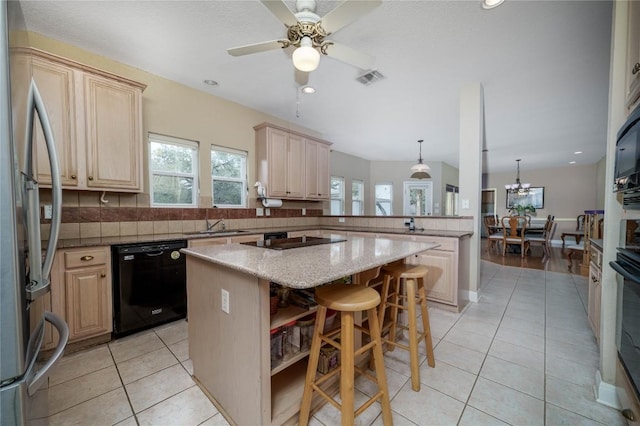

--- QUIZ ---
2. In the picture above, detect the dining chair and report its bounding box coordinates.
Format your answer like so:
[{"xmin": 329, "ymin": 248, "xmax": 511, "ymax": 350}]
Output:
[
  {"xmin": 502, "ymin": 215, "xmax": 530, "ymax": 258},
  {"xmin": 527, "ymin": 219, "xmax": 556, "ymax": 257},
  {"xmin": 485, "ymin": 216, "xmax": 502, "ymax": 251}
]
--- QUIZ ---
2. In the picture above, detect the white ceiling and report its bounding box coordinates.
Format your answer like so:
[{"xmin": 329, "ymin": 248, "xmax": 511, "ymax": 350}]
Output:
[{"xmin": 14, "ymin": 0, "xmax": 612, "ymax": 174}]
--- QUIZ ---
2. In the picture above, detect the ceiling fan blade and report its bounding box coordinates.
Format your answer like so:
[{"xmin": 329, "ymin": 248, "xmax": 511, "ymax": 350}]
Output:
[
  {"xmin": 321, "ymin": 0, "xmax": 382, "ymax": 34},
  {"xmin": 325, "ymin": 42, "xmax": 375, "ymax": 70},
  {"xmin": 295, "ymin": 69, "xmax": 309, "ymax": 86},
  {"xmin": 260, "ymin": 0, "xmax": 299, "ymax": 27},
  {"xmin": 227, "ymin": 40, "xmax": 286, "ymax": 56}
]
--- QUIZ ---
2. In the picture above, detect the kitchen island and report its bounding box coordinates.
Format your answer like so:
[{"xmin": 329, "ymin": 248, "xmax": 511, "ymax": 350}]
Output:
[{"xmin": 181, "ymin": 234, "xmax": 439, "ymax": 426}]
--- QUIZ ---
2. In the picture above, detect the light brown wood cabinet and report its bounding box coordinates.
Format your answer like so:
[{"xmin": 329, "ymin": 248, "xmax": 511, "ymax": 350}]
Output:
[
  {"xmin": 305, "ymin": 139, "xmax": 330, "ymax": 200},
  {"xmin": 588, "ymin": 242, "xmax": 603, "ymax": 341},
  {"xmin": 255, "ymin": 123, "xmax": 331, "ymax": 201},
  {"xmin": 627, "ymin": 1, "xmax": 640, "ymax": 113},
  {"xmin": 49, "ymin": 246, "xmax": 113, "ymax": 347},
  {"xmin": 11, "ymin": 48, "xmax": 145, "ymax": 192}
]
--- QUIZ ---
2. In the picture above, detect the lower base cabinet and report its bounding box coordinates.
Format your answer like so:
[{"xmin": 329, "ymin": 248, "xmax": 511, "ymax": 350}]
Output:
[{"xmin": 46, "ymin": 246, "xmax": 112, "ymax": 349}]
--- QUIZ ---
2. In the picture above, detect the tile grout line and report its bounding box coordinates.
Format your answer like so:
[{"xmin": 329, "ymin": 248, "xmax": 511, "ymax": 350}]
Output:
[
  {"xmin": 454, "ymin": 267, "xmax": 522, "ymax": 425},
  {"xmin": 106, "ymin": 342, "xmax": 141, "ymax": 426}
]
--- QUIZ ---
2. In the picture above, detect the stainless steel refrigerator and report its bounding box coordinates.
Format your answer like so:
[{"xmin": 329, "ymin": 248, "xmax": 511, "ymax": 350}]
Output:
[{"xmin": 1, "ymin": 0, "xmax": 69, "ymax": 424}]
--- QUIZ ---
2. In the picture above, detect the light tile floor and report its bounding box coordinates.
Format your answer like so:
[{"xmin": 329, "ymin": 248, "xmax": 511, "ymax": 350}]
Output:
[{"xmin": 46, "ymin": 261, "xmax": 626, "ymax": 425}]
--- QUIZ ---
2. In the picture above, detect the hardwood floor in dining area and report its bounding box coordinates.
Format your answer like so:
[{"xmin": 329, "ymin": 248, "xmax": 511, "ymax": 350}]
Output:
[{"xmin": 480, "ymin": 238, "xmax": 585, "ymax": 275}]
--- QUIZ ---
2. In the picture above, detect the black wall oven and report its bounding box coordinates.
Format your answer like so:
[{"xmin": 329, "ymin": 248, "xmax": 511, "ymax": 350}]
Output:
[
  {"xmin": 610, "ymin": 220, "xmax": 640, "ymax": 400},
  {"xmin": 111, "ymin": 240, "xmax": 187, "ymax": 338}
]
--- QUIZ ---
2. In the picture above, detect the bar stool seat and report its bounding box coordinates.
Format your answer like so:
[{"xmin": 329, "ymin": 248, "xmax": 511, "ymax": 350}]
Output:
[
  {"xmin": 378, "ymin": 263, "xmax": 435, "ymax": 391},
  {"xmin": 299, "ymin": 284, "xmax": 393, "ymax": 426}
]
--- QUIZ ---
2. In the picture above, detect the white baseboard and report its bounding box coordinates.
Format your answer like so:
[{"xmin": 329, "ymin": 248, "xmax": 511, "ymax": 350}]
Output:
[
  {"xmin": 461, "ymin": 290, "xmax": 479, "ymax": 303},
  {"xmin": 594, "ymin": 370, "xmax": 621, "ymax": 409}
]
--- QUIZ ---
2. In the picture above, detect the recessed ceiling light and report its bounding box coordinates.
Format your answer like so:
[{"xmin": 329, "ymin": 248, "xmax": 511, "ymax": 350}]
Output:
[
  {"xmin": 481, "ymin": 0, "xmax": 505, "ymax": 10},
  {"xmin": 569, "ymin": 161, "xmax": 577, "ymax": 164},
  {"xmin": 203, "ymin": 80, "xmax": 218, "ymax": 86},
  {"xmin": 574, "ymin": 151, "xmax": 582, "ymax": 155},
  {"xmin": 301, "ymin": 86, "xmax": 316, "ymax": 94}
]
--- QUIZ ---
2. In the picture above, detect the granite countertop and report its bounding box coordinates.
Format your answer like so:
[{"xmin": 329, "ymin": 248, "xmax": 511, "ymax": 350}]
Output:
[
  {"xmin": 181, "ymin": 236, "xmax": 440, "ymax": 289},
  {"xmin": 52, "ymin": 226, "xmax": 472, "ymax": 249}
]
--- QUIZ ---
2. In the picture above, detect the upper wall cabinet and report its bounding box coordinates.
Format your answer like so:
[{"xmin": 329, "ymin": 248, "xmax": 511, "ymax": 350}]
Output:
[
  {"xmin": 627, "ymin": 2, "xmax": 640, "ymax": 113},
  {"xmin": 305, "ymin": 139, "xmax": 330, "ymax": 200},
  {"xmin": 11, "ymin": 48, "xmax": 146, "ymax": 192},
  {"xmin": 254, "ymin": 123, "xmax": 331, "ymax": 201}
]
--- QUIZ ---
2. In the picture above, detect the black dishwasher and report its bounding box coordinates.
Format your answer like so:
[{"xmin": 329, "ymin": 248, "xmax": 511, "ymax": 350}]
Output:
[{"xmin": 111, "ymin": 240, "xmax": 187, "ymax": 338}]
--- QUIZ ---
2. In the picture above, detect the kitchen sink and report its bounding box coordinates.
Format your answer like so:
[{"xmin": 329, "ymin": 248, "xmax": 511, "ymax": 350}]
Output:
[{"xmin": 188, "ymin": 230, "xmax": 251, "ymax": 236}]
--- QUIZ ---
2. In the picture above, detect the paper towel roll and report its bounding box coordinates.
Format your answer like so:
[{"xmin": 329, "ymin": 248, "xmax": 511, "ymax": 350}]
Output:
[{"xmin": 261, "ymin": 198, "xmax": 283, "ymax": 208}]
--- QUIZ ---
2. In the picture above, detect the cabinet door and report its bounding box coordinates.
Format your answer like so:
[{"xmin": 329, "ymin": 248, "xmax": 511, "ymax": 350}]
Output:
[
  {"xmin": 316, "ymin": 142, "xmax": 330, "ymax": 199},
  {"xmin": 305, "ymin": 140, "xmax": 330, "ymax": 200},
  {"xmin": 266, "ymin": 127, "xmax": 289, "ymax": 197},
  {"xmin": 31, "ymin": 57, "xmax": 79, "ymax": 187},
  {"xmin": 65, "ymin": 265, "xmax": 112, "ymax": 341},
  {"xmin": 588, "ymin": 264, "xmax": 601, "ymax": 340},
  {"xmin": 84, "ymin": 74, "xmax": 142, "ymax": 191},
  {"xmin": 408, "ymin": 249, "xmax": 456, "ymax": 305},
  {"xmin": 286, "ymin": 133, "xmax": 305, "ymax": 198},
  {"xmin": 305, "ymin": 140, "xmax": 319, "ymax": 199},
  {"xmin": 628, "ymin": 1, "xmax": 640, "ymax": 111}
]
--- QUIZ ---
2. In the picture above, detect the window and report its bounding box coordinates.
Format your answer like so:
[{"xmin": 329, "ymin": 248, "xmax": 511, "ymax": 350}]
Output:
[
  {"xmin": 352, "ymin": 180, "xmax": 364, "ymax": 216},
  {"xmin": 149, "ymin": 134, "xmax": 198, "ymax": 207},
  {"xmin": 330, "ymin": 176, "xmax": 345, "ymax": 215},
  {"xmin": 211, "ymin": 146, "xmax": 247, "ymax": 208},
  {"xmin": 375, "ymin": 183, "xmax": 393, "ymax": 216}
]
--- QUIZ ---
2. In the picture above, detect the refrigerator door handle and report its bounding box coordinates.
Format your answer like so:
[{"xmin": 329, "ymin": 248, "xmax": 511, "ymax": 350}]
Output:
[
  {"xmin": 27, "ymin": 311, "xmax": 69, "ymax": 396},
  {"xmin": 24, "ymin": 79, "xmax": 62, "ymax": 301}
]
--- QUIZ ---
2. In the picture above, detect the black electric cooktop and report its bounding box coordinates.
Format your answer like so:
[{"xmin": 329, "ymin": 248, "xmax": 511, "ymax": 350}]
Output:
[{"xmin": 240, "ymin": 236, "xmax": 346, "ymax": 250}]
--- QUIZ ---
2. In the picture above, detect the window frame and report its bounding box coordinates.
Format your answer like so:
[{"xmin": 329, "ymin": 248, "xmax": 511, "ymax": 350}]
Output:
[
  {"xmin": 330, "ymin": 176, "xmax": 345, "ymax": 215},
  {"xmin": 211, "ymin": 145, "xmax": 248, "ymax": 208},
  {"xmin": 375, "ymin": 183, "xmax": 393, "ymax": 216},
  {"xmin": 149, "ymin": 133, "xmax": 199, "ymax": 208},
  {"xmin": 352, "ymin": 179, "xmax": 364, "ymax": 216}
]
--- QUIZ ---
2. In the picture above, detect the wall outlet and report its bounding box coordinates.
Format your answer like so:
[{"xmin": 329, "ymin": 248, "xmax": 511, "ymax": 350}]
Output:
[
  {"xmin": 462, "ymin": 199, "xmax": 470, "ymax": 209},
  {"xmin": 43, "ymin": 205, "xmax": 53, "ymax": 220},
  {"xmin": 338, "ymin": 217, "xmax": 345, "ymax": 223},
  {"xmin": 256, "ymin": 207, "xmax": 264, "ymax": 217},
  {"xmin": 265, "ymin": 208, "xmax": 271, "ymax": 216},
  {"xmin": 302, "ymin": 208, "xmax": 306, "ymax": 216},
  {"xmin": 221, "ymin": 289, "xmax": 230, "ymax": 314}
]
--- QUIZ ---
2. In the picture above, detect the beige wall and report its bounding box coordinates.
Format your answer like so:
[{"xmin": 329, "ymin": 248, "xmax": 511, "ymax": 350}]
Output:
[
  {"xmin": 486, "ymin": 163, "xmax": 601, "ymax": 237},
  {"xmin": 367, "ymin": 160, "xmax": 456, "ymax": 216},
  {"xmin": 330, "ymin": 151, "xmax": 371, "ymax": 215},
  {"xmin": 15, "ymin": 31, "xmax": 325, "ymax": 210}
]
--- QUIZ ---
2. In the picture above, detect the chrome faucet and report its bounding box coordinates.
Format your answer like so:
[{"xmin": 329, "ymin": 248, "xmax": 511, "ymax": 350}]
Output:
[{"xmin": 206, "ymin": 219, "xmax": 226, "ymax": 231}]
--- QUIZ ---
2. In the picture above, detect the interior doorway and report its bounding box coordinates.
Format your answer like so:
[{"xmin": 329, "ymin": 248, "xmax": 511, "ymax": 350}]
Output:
[
  {"xmin": 403, "ymin": 181, "xmax": 433, "ymax": 216},
  {"xmin": 481, "ymin": 188, "xmax": 497, "ymax": 237}
]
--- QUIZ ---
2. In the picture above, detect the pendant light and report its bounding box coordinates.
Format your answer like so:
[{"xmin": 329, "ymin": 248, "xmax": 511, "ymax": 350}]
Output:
[
  {"xmin": 410, "ymin": 140, "xmax": 431, "ymax": 179},
  {"xmin": 505, "ymin": 159, "xmax": 530, "ymax": 195}
]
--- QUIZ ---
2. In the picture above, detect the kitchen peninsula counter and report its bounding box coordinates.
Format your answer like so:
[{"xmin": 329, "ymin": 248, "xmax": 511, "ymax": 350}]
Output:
[{"xmin": 181, "ymin": 235, "xmax": 439, "ymax": 425}]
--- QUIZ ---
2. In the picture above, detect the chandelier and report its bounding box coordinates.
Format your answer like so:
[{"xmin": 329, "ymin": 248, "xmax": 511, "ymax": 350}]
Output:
[
  {"xmin": 410, "ymin": 140, "xmax": 431, "ymax": 179},
  {"xmin": 505, "ymin": 159, "xmax": 530, "ymax": 195}
]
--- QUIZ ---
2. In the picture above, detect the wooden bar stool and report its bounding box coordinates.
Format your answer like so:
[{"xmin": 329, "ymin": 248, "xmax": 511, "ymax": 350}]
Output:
[
  {"xmin": 378, "ymin": 263, "xmax": 435, "ymax": 391},
  {"xmin": 299, "ymin": 284, "xmax": 393, "ymax": 426}
]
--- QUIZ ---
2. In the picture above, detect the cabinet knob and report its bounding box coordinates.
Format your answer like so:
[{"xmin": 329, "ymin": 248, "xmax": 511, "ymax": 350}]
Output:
[
  {"xmin": 622, "ymin": 408, "xmax": 636, "ymax": 421},
  {"xmin": 633, "ymin": 63, "xmax": 640, "ymax": 75},
  {"xmin": 80, "ymin": 255, "xmax": 94, "ymax": 261},
  {"xmin": 100, "ymin": 273, "xmax": 107, "ymax": 278},
  {"xmin": 71, "ymin": 174, "xmax": 77, "ymax": 179},
  {"xmin": 88, "ymin": 176, "xmax": 94, "ymax": 181}
]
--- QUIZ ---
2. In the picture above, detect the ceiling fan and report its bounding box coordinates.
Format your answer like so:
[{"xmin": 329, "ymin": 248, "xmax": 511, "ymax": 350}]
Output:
[{"xmin": 227, "ymin": 0, "xmax": 381, "ymax": 85}]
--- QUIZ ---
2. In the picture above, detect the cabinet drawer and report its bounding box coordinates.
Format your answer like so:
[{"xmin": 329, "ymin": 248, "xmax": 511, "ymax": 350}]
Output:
[
  {"xmin": 64, "ymin": 248, "xmax": 108, "ymax": 268},
  {"xmin": 411, "ymin": 235, "xmax": 457, "ymax": 251}
]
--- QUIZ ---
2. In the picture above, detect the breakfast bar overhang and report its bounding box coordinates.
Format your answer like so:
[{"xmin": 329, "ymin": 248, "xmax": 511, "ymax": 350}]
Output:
[{"xmin": 181, "ymin": 234, "xmax": 440, "ymax": 425}]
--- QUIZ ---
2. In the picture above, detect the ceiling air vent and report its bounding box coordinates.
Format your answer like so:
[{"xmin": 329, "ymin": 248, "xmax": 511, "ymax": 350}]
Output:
[{"xmin": 356, "ymin": 70, "xmax": 385, "ymax": 86}]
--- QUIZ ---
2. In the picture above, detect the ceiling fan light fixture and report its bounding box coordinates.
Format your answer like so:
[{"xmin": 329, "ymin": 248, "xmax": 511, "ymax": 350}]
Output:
[
  {"xmin": 292, "ymin": 37, "xmax": 320, "ymax": 72},
  {"xmin": 481, "ymin": 0, "xmax": 505, "ymax": 9}
]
